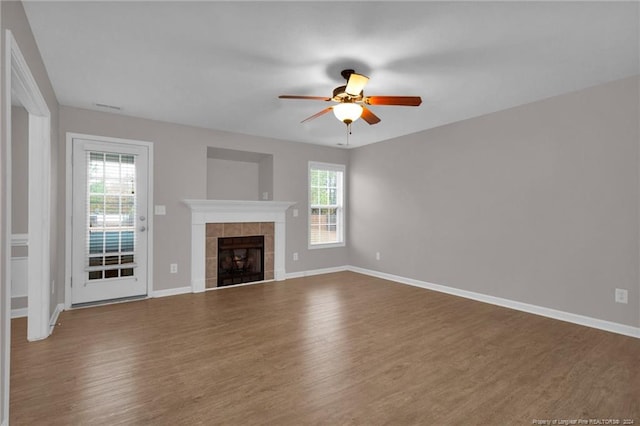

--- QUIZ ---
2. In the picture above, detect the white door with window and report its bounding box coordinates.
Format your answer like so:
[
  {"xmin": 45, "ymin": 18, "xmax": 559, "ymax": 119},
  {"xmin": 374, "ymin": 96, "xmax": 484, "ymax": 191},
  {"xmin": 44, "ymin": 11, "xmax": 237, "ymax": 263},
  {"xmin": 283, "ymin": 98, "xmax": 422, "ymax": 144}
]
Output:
[{"xmin": 71, "ymin": 137, "xmax": 150, "ymax": 305}]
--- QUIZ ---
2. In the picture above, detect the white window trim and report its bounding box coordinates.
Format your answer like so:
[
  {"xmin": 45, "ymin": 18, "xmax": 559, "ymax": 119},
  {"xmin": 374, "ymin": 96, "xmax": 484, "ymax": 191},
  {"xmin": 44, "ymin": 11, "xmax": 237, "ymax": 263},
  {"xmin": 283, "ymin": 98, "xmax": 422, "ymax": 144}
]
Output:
[{"xmin": 308, "ymin": 161, "xmax": 346, "ymax": 250}]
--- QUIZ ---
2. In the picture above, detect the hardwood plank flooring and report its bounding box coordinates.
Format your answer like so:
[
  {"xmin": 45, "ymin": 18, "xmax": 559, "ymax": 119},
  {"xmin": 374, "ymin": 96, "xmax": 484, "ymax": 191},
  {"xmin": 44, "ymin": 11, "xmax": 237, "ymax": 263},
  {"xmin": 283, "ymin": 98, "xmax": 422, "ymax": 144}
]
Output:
[{"xmin": 10, "ymin": 272, "xmax": 640, "ymax": 425}]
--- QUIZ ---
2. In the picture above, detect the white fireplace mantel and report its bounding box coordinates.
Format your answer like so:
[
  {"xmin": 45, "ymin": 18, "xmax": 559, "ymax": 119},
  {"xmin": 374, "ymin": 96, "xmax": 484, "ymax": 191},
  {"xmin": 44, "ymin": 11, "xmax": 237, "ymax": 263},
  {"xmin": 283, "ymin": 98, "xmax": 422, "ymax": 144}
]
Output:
[{"xmin": 184, "ymin": 199, "xmax": 296, "ymax": 292}]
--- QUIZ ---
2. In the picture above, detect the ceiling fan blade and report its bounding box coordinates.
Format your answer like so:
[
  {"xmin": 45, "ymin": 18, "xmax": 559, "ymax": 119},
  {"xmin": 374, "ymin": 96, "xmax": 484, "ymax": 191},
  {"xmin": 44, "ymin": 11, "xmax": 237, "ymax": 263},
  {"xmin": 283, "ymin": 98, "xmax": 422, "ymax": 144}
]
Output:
[
  {"xmin": 279, "ymin": 95, "xmax": 331, "ymax": 101},
  {"xmin": 361, "ymin": 106, "xmax": 381, "ymax": 125},
  {"xmin": 345, "ymin": 73, "xmax": 369, "ymax": 96},
  {"xmin": 364, "ymin": 96, "xmax": 422, "ymax": 106},
  {"xmin": 301, "ymin": 107, "xmax": 333, "ymax": 123}
]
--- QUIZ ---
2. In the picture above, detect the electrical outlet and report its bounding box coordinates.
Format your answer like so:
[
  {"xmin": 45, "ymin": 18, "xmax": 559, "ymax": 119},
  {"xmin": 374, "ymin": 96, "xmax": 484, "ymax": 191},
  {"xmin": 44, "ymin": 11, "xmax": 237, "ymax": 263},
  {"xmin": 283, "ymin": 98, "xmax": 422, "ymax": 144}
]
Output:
[
  {"xmin": 293, "ymin": 252, "xmax": 299, "ymax": 261},
  {"xmin": 293, "ymin": 209, "xmax": 299, "ymax": 217},
  {"xmin": 262, "ymin": 192, "xmax": 269, "ymax": 200},
  {"xmin": 376, "ymin": 252, "xmax": 381, "ymax": 261},
  {"xmin": 615, "ymin": 288, "xmax": 628, "ymax": 304},
  {"xmin": 170, "ymin": 263, "xmax": 178, "ymax": 274}
]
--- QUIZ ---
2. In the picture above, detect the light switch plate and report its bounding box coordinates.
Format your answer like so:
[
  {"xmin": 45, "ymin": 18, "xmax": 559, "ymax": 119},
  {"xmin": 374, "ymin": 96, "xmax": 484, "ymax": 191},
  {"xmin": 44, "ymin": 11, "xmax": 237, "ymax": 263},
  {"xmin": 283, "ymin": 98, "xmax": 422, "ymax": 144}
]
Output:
[{"xmin": 155, "ymin": 205, "xmax": 166, "ymax": 215}]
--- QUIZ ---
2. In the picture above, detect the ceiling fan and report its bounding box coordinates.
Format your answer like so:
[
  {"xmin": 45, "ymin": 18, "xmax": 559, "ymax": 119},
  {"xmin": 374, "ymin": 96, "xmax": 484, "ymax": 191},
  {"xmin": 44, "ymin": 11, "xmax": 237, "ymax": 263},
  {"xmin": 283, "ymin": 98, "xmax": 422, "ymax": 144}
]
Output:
[{"xmin": 278, "ymin": 69, "xmax": 422, "ymax": 127}]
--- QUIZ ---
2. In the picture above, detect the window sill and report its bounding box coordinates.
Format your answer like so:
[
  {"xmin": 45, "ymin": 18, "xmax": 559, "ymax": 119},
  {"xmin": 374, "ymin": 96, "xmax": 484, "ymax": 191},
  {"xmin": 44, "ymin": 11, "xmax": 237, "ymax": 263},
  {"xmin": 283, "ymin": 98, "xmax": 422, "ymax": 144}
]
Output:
[{"xmin": 308, "ymin": 241, "xmax": 346, "ymax": 250}]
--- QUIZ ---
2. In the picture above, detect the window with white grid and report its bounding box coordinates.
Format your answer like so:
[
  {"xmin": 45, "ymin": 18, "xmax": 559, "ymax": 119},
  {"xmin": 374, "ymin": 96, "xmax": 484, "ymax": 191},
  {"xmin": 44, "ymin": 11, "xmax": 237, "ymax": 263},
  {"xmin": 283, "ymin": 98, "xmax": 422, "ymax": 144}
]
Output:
[
  {"xmin": 86, "ymin": 151, "xmax": 137, "ymax": 280},
  {"xmin": 309, "ymin": 162, "xmax": 345, "ymax": 248}
]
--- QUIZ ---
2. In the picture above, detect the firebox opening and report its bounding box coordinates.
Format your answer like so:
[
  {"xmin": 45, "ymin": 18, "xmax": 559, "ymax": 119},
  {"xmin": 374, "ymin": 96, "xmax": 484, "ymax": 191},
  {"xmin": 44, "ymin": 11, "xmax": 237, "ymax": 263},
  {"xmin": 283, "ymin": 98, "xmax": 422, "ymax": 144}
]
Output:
[{"xmin": 217, "ymin": 235, "xmax": 265, "ymax": 287}]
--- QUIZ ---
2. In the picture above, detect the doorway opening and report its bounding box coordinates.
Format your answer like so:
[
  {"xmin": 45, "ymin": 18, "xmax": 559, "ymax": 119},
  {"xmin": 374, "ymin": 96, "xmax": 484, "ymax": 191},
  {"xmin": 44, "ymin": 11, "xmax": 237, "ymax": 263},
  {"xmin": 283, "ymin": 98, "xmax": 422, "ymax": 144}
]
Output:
[
  {"xmin": 4, "ymin": 30, "xmax": 53, "ymax": 342},
  {"xmin": 3, "ymin": 29, "xmax": 53, "ymax": 424}
]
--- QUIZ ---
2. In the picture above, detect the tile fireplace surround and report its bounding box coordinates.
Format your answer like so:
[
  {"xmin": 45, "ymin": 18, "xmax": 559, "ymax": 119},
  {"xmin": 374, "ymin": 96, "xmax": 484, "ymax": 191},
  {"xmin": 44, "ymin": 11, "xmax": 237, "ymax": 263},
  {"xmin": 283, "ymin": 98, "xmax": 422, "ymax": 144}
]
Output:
[
  {"xmin": 184, "ymin": 200, "xmax": 296, "ymax": 292},
  {"xmin": 207, "ymin": 222, "xmax": 273, "ymax": 288}
]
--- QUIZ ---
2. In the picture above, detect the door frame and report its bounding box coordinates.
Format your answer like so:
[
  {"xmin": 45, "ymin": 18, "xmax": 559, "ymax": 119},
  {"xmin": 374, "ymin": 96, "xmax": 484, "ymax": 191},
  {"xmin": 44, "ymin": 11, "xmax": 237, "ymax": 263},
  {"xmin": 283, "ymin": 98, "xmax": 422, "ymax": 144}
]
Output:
[
  {"xmin": 65, "ymin": 132, "xmax": 154, "ymax": 309},
  {"xmin": 3, "ymin": 28, "xmax": 53, "ymax": 423},
  {"xmin": 4, "ymin": 29, "xmax": 53, "ymax": 341}
]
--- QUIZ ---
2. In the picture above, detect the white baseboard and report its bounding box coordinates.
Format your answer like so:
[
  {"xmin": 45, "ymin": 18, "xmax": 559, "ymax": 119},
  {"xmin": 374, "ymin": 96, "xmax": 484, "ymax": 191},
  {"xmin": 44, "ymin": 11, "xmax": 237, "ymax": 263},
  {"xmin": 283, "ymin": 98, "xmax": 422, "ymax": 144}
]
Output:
[
  {"xmin": 49, "ymin": 303, "xmax": 64, "ymax": 334},
  {"xmin": 112, "ymin": 265, "xmax": 640, "ymax": 339},
  {"xmin": 152, "ymin": 286, "xmax": 192, "ymax": 298},
  {"xmin": 11, "ymin": 307, "xmax": 27, "ymax": 319},
  {"xmin": 285, "ymin": 265, "xmax": 348, "ymax": 280},
  {"xmin": 347, "ymin": 266, "xmax": 640, "ymax": 339}
]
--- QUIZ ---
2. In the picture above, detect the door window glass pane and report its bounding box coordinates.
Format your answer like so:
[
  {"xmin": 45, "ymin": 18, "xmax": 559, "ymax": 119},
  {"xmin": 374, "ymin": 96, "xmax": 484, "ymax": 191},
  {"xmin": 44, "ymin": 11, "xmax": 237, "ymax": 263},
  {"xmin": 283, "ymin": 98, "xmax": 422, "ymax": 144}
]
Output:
[{"xmin": 85, "ymin": 151, "xmax": 138, "ymax": 281}]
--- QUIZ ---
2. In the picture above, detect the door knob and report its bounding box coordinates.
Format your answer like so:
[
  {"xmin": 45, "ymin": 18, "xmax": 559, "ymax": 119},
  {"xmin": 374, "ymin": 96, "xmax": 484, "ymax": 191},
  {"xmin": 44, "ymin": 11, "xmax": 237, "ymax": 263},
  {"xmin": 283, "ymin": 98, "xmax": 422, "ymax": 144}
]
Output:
[
  {"xmin": 140, "ymin": 226, "xmax": 146, "ymax": 232},
  {"xmin": 140, "ymin": 216, "xmax": 146, "ymax": 221}
]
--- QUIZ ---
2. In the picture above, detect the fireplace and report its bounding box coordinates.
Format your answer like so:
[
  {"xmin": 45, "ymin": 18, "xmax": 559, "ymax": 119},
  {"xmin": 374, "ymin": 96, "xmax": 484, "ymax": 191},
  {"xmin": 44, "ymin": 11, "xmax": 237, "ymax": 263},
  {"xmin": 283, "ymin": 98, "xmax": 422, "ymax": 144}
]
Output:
[
  {"xmin": 184, "ymin": 200, "xmax": 295, "ymax": 293},
  {"xmin": 217, "ymin": 235, "xmax": 264, "ymax": 286},
  {"xmin": 205, "ymin": 222, "xmax": 274, "ymax": 288}
]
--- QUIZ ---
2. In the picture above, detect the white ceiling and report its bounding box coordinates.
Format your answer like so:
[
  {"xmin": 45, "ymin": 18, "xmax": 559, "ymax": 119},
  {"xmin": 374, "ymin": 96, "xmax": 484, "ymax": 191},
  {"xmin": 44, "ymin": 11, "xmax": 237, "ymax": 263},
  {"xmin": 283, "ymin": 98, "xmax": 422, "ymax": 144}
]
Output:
[{"xmin": 22, "ymin": 1, "xmax": 639, "ymax": 148}]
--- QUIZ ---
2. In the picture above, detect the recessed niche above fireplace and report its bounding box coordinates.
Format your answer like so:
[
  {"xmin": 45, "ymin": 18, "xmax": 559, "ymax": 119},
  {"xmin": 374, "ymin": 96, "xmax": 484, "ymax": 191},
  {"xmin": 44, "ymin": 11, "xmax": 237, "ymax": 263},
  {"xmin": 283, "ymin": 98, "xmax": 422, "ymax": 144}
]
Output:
[{"xmin": 206, "ymin": 147, "xmax": 273, "ymax": 201}]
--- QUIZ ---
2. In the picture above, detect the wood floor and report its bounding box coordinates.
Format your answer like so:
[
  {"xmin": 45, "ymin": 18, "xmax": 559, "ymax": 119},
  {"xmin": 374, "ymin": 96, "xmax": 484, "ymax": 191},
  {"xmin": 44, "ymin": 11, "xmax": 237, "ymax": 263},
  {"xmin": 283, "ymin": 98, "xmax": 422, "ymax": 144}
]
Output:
[{"xmin": 10, "ymin": 272, "xmax": 640, "ymax": 425}]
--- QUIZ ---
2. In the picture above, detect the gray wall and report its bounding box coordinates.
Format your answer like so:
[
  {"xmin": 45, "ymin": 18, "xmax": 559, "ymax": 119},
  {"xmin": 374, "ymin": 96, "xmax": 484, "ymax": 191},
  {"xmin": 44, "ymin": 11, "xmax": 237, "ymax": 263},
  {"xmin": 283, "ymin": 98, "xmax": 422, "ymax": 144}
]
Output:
[
  {"xmin": 207, "ymin": 158, "xmax": 259, "ymax": 200},
  {"xmin": 11, "ymin": 106, "xmax": 28, "ymax": 311},
  {"xmin": 1, "ymin": 0, "xmax": 60, "ymax": 422},
  {"xmin": 11, "ymin": 106, "xmax": 28, "ymax": 235},
  {"xmin": 58, "ymin": 106, "xmax": 350, "ymax": 292},
  {"xmin": 258, "ymin": 155, "xmax": 274, "ymax": 201},
  {"xmin": 0, "ymin": 4, "xmax": 4, "ymax": 423},
  {"xmin": 349, "ymin": 76, "xmax": 640, "ymax": 328}
]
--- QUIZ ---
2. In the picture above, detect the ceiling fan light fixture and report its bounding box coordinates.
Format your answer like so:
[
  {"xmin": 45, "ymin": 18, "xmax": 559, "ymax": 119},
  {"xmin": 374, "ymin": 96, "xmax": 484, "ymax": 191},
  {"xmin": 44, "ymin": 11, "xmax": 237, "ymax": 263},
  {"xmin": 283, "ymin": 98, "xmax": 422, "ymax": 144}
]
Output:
[
  {"xmin": 279, "ymin": 69, "xmax": 421, "ymax": 128},
  {"xmin": 345, "ymin": 73, "xmax": 369, "ymax": 96},
  {"xmin": 333, "ymin": 103, "xmax": 363, "ymax": 124}
]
